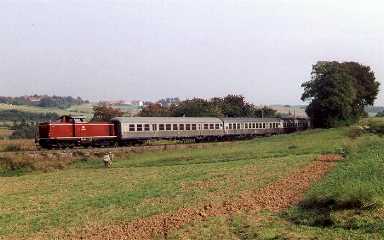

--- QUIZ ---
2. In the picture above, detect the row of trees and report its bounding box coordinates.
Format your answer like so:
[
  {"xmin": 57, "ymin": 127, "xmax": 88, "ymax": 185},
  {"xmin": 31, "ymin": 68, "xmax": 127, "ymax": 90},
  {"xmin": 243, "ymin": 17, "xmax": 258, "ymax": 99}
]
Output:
[
  {"xmin": 139, "ymin": 95, "xmax": 277, "ymax": 118},
  {"xmin": 0, "ymin": 95, "xmax": 89, "ymax": 109},
  {"xmin": 91, "ymin": 95, "xmax": 277, "ymax": 121},
  {"xmin": 0, "ymin": 110, "xmax": 59, "ymax": 123},
  {"xmin": 302, "ymin": 61, "xmax": 380, "ymax": 128}
]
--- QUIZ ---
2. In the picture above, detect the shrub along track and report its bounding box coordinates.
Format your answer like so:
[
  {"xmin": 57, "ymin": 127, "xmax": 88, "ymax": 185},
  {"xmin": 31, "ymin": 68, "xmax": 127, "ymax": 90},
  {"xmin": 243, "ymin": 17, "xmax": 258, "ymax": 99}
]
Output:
[{"xmin": 57, "ymin": 154, "xmax": 343, "ymax": 240}]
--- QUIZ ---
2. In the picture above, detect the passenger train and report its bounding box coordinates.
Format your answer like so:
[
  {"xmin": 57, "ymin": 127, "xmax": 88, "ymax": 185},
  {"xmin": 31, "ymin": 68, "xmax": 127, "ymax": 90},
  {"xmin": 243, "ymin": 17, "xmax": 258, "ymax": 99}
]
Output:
[{"xmin": 37, "ymin": 115, "xmax": 310, "ymax": 149}]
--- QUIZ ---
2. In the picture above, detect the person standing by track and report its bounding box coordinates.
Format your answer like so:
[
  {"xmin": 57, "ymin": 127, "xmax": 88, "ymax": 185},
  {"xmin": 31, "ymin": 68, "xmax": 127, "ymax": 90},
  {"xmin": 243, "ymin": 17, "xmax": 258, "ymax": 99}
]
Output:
[{"xmin": 103, "ymin": 152, "xmax": 113, "ymax": 168}]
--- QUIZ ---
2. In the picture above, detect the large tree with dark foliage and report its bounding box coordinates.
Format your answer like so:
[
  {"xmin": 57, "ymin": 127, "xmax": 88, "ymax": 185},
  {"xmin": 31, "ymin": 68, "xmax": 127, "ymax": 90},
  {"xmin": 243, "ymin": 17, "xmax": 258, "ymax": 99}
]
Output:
[
  {"xmin": 92, "ymin": 103, "xmax": 123, "ymax": 122},
  {"xmin": 301, "ymin": 61, "xmax": 380, "ymax": 128}
]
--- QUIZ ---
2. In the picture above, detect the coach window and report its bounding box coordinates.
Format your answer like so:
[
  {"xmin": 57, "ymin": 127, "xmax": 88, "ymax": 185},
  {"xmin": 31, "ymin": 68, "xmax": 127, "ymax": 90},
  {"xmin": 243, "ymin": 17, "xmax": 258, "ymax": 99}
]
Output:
[
  {"xmin": 179, "ymin": 124, "xmax": 184, "ymax": 130},
  {"xmin": 152, "ymin": 124, "xmax": 157, "ymax": 131},
  {"xmin": 215, "ymin": 123, "xmax": 220, "ymax": 129},
  {"xmin": 173, "ymin": 124, "xmax": 178, "ymax": 130},
  {"xmin": 198, "ymin": 124, "xmax": 201, "ymax": 130},
  {"xmin": 237, "ymin": 123, "xmax": 241, "ymax": 129},
  {"xmin": 144, "ymin": 124, "xmax": 150, "ymax": 131},
  {"xmin": 204, "ymin": 124, "xmax": 209, "ymax": 130},
  {"xmin": 137, "ymin": 124, "xmax": 143, "ymax": 131},
  {"xmin": 229, "ymin": 123, "xmax": 232, "ymax": 129},
  {"xmin": 192, "ymin": 124, "xmax": 197, "ymax": 130},
  {"xmin": 129, "ymin": 124, "xmax": 135, "ymax": 131},
  {"xmin": 159, "ymin": 124, "xmax": 165, "ymax": 131},
  {"xmin": 209, "ymin": 124, "xmax": 214, "ymax": 129},
  {"xmin": 166, "ymin": 124, "xmax": 171, "ymax": 131},
  {"xmin": 262, "ymin": 123, "xmax": 265, "ymax": 128},
  {"xmin": 186, "ymin": 124, "xmax": 191, "ymax": 130},
  {"xmin": 245, "ymin": 123, "xmax": 248, "ymax": 129}
]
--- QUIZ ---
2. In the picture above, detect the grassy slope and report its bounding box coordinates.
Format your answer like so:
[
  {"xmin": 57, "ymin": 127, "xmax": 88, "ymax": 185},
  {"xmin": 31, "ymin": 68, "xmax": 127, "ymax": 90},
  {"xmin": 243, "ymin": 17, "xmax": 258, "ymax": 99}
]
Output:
[
  {"xmin": 0, "ymin": 103, "xmax": 94, "ymax": 120},
  {"xmin": 170, "ymin": 122, "xmax": 384, "ymax": 240},
  {"xmin": 0, "ymin": 128, "xmax": 346, "ymax": 239}
]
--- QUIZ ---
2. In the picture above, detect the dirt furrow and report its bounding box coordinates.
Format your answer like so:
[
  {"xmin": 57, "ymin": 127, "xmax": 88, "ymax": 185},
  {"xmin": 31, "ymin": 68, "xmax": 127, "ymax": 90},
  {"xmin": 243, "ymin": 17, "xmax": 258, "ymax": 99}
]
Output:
[{"xmin": 64, "ymin": 154, "xmax": 343, "ymax": 240}]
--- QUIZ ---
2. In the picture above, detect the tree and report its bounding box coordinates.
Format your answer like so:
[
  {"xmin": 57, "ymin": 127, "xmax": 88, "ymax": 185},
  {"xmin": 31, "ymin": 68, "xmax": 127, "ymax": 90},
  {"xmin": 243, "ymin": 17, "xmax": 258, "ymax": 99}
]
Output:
[
  {"xmin": 92, "ymin": 103, "xmax": 123, "ymax": 122},
  {"xmin": 343, "ymin": 62, "xmax": 380, "ymax": 116},
  {"xmin": 138, "ymin": 103, "xmax": 172, "ymax": 117},
  {"xmin": 172, "ymin": 98, "xmax": 223, "ymax": 117},
  {"xmin": 301, "ymin": 61, "xmax": 380, "ymax": 128}
]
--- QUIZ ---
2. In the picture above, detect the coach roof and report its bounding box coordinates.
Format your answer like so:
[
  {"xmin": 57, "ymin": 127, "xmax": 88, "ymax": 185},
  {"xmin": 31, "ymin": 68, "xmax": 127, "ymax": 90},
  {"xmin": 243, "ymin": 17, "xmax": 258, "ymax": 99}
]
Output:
[
  {"xmin": 111, "ymin": 117, "xmax": 223, "ymax": 124},
  {"xmin": 220, "ymin": 118, "xmax": 281, "ymax": 123}
]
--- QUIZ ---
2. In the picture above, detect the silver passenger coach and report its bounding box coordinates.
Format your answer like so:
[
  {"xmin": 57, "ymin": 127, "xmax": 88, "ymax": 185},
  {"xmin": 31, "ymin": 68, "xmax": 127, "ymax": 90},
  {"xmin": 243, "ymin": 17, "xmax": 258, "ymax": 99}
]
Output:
[{"xmin": 112, "ymin": 117, "xmax": 224, "ymax": 142}]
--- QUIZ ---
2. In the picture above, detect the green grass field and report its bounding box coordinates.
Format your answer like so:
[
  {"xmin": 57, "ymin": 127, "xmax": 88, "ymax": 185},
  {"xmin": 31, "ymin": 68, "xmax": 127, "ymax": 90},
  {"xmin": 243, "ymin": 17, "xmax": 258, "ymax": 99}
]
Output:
[{"xmin": 0, "ymin": 123, "xmax": 383, "ymax": 239}]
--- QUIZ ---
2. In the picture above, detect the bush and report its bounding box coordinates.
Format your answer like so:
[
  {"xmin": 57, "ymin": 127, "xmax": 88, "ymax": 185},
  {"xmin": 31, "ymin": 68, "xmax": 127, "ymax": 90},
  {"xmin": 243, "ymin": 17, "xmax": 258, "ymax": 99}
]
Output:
[
  {"xmin": 10, "ymin": 124, "xmax": 36, "ymax": 139},
  {"xmin": 347, "ymin": 126, "xmax": 364, "ymax": 139},
  {"xmin": 367, "ymin": 119, "xmax": 384, "ymax": 135}
]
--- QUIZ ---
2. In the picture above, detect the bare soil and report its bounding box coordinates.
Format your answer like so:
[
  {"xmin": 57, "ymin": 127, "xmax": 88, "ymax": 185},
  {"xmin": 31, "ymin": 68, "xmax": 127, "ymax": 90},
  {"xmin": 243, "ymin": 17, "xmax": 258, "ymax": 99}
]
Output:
[{"xmin": 62, "ymin": 154, "xmax": 342, "ymax": 240}]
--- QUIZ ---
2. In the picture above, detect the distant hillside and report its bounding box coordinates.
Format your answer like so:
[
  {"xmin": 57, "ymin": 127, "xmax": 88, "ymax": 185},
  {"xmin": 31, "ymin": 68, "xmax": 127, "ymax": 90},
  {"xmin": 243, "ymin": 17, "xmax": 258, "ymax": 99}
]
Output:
[
  {"xmin": 365, "ymin": 106, "xmax": 384, "ymax": 114},
  {"xmin": 0, "ymin": 95, "xmax": 89, "ymax": 109}
]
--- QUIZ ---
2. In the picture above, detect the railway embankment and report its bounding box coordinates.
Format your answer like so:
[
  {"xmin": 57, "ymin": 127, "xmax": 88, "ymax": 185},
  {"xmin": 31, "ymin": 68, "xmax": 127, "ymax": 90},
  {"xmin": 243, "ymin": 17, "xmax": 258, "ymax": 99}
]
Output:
[{"xmin": 0, "ymin": 141, "xmax": 233, "ymax": 175}]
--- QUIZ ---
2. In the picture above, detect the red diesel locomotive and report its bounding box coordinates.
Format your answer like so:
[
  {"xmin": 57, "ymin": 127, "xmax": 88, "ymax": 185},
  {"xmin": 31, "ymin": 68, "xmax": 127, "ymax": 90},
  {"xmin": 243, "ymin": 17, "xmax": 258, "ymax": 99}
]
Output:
[{"xmin": 37, "ymin": 115, "xmax": 117, "ymax": 149}]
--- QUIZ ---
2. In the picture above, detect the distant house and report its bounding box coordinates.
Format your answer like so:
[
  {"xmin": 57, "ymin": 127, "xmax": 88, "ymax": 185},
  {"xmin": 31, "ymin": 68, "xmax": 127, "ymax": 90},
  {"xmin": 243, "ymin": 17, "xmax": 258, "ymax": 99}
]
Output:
[{"xmin": 27, "ymin": 96, "xmax": 42, "ymax": 103}]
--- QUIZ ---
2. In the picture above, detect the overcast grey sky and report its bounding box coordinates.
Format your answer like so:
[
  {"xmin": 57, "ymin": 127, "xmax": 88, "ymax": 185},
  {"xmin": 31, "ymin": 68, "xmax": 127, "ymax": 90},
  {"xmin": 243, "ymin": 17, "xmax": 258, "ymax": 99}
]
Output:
[{"xmin": 0, "ymin": 0, "xmax": 383, "ymax": 105}]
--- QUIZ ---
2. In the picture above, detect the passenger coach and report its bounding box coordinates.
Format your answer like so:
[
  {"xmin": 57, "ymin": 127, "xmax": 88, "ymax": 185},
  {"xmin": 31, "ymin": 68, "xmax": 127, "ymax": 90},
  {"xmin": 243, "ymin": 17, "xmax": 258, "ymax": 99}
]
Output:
[
  {"xmin": 111, "ymin": 117, "xmax": 224, "ymax": 144},
  {"xmin": 221, "ymin": 118, "xmax": 283, "ymax": 137}
]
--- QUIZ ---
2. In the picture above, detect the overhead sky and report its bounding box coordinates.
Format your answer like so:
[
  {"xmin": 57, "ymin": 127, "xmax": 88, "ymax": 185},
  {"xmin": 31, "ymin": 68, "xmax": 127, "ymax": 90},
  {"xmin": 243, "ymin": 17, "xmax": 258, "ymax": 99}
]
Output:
[{"xmin": 0, "ymin": 0, "xmax": 383, "ymax": 105}]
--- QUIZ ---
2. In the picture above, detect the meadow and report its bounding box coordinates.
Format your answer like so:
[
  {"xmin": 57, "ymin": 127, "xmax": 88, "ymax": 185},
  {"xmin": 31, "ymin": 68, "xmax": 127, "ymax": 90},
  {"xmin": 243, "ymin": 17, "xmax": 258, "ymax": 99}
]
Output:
[{"xmin": 0, "ymin": 122, "xmax": 383, "ymax": 239}]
